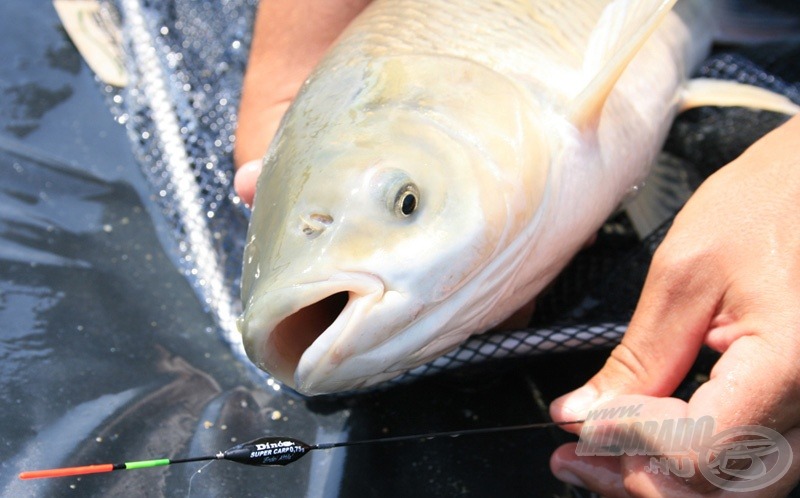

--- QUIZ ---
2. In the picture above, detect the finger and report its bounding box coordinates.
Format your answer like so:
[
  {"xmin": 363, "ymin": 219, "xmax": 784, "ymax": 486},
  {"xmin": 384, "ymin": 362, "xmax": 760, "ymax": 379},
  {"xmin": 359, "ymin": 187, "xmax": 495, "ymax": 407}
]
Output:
[
  {"xmin": 552, "ymin": 395, "xmax": 694, "ymax": 497},
  {"xmin": 551, "ymin": 443, "xmax": 629, "ymax": 498},
  {"xmin": 553, "ymin": 422, "xmax": 800, "ymax": 497},
  {"xmin": 234, "ymin": 160, "xmax": 262, "ymax": 207},
  {"xmin": 617, "ymin": 426, "xmax": 800, "ymax": 497},
  {"xmin": 551, "ymin": 234, "xmax": 723, "ymax": 423},
  {"xmin": 554, "ymin": 395, "xmax": 800, "ymax": 496},
  {"xmin": 685, "ymin": 332, "xmax": 800, "ymax": 435},
  {"xmin": 234, "ymin": 0, "xmax": 371, "ymax": 167},
  {"xmin": 553, "ymin": 444, "xmax": 706, "ymax": 498},
  {"xmin": 234, "ymin": 100, "xmax": 292, "ymax": 168},
  {"xmin": 757, "ymin": 427, "xmax": 800, "ymax": 498}
]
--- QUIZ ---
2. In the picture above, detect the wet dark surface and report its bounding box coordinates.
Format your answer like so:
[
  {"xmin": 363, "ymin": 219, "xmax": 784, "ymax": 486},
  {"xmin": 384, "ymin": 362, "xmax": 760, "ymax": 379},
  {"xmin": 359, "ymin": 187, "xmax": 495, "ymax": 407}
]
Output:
[{"xmin": 2, "ymin": 1, "xmax": 799, "ymax": 497}]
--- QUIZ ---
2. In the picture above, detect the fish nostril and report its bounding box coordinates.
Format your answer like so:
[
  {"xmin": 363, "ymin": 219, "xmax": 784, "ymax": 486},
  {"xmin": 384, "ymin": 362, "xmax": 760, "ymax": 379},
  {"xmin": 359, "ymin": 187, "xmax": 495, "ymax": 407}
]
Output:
[
  {"xmin": 310, "ymin": 213, "xmax": 333, "ymax": 225},
  {"xmin": 299, "ymin": 213, "xmax": 333, "ymax": 238}
]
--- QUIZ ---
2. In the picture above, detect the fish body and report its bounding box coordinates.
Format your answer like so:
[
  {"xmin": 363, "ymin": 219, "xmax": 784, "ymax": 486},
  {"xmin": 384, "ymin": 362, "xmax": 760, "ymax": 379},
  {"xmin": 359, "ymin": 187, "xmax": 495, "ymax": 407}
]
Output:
[{"xmin": 239, "ymin": 0, "xmax": 711, "ymax": 394}]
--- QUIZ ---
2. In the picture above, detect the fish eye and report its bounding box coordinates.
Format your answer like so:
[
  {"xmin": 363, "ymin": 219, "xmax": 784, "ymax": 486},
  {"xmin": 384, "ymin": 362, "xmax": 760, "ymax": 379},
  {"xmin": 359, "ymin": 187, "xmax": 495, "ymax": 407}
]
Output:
[
  {"xmin": 370, "ymin": 168, "xmax": 420, "ymax": 218},
  {"xmin": 394, "ymin": 183, "xmax": 419, "ymax": 217}
]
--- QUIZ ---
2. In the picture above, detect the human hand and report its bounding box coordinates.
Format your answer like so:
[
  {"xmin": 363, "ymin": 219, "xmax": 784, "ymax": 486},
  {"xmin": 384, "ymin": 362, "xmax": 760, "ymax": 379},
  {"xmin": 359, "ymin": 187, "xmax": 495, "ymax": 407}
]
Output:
[
  {"xmin": 549, "ymin": 114, "xmax": 800, "ymax": 496},
  {"xmin": 233, "ymin": 0, "xmax": 371, "ymax": 206}
]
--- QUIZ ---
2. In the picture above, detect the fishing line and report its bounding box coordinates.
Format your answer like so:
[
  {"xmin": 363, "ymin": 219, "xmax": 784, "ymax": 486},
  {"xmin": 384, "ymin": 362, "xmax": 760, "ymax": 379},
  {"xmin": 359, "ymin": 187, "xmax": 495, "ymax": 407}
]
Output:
[
  {"xmin": 18, "ymin": 419, "xmax": 584, "ymax": 480},
  {"xmin": 186, "ymin": 459, "xmax": 215, "ymax": 498}
]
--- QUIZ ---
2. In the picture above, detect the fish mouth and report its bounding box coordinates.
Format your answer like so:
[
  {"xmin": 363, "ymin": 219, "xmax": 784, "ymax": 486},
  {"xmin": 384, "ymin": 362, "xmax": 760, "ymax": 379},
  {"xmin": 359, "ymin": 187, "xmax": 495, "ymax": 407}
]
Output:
[{"xmin": 241, "ymin": 273, "xmax": 385, "ymax": 393}]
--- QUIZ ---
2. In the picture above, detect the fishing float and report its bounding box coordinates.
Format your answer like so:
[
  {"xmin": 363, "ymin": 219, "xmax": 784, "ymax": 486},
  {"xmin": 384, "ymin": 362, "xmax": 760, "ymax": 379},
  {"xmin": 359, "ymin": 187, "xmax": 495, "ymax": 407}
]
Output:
[{"xmin": 19, "ymin": 419, "xmax": 583, "ymax": 480}]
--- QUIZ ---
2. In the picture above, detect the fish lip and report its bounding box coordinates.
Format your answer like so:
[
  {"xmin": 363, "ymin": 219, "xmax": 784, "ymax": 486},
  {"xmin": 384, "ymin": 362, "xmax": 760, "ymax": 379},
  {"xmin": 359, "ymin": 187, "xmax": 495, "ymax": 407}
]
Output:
[{"xmin": 241, "ymin": 272, "xmax": 385, "ymax": 390}]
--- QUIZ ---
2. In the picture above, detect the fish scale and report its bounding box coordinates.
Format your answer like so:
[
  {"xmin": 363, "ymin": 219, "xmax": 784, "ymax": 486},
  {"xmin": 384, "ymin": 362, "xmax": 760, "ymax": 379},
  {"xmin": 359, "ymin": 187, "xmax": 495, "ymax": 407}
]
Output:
[{"xmin": 328, "ymin": 0, "xmax": 606, "ymax": 99}]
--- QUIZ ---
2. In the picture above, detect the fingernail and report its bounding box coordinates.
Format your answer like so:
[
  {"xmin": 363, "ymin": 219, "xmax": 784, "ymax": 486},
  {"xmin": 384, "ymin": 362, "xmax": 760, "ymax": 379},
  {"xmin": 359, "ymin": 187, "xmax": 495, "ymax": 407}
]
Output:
[
  {"xmin": 239, "ymin": 159, "xmax": 262, "ymax": 173},
  {"xmin": 553, "ymin": 468, "xmax": 586, "ymax": 488},
  {"xmin": 234, "ymin": 160, "xmax": 262, "ymax": 207},
  {"xmin": 559, "ymin": 386, "xmax": 599, "ymax": 420}
]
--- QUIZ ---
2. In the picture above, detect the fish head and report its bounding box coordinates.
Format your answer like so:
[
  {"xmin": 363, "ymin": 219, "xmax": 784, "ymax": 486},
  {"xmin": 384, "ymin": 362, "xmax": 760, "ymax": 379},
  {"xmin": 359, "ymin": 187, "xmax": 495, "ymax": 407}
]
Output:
[{"xmin": 239, "ymin": 56, "xmax": 551, "ymax": 394}]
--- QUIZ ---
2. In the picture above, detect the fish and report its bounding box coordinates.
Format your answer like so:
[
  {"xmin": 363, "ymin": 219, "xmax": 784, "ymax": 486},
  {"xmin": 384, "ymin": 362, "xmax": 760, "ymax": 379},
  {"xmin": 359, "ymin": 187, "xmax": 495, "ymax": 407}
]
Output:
[{"xmin": 237, "ymin": 0, "xmax": 799, "ymax": 395}]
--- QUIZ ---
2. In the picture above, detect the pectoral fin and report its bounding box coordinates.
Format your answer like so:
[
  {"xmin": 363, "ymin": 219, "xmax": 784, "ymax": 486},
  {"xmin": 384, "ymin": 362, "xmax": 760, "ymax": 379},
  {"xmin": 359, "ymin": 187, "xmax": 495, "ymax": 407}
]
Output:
[
  {"xmin": 569, "ymin": 0, "xmax": 678, "ymax": 129},
  {"xmin": 681, "ymin": 78, "xmax": 800, "ymax": 115},
  {"xmin": 623, "ymin": 154, "xmax": 698, "ymax": 239}
]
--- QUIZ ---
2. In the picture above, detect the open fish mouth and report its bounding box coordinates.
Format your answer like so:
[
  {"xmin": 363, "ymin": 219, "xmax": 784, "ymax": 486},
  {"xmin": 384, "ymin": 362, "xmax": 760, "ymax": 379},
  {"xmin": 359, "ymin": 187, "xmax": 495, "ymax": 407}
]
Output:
[{"xmin": 240, "ymin": 273, "xmax": 385, "ymax": 392}]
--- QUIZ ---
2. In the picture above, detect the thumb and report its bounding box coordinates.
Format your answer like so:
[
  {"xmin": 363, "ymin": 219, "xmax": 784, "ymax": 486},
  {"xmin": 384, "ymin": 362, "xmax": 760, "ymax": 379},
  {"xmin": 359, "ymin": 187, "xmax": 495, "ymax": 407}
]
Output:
[
  {"xmin": 551, "ymin": 245, "xmax": 722, "ymax": 424},
  {"xmin": 234, "ymin": 159, "xmax": 263, "ymax": 208}
]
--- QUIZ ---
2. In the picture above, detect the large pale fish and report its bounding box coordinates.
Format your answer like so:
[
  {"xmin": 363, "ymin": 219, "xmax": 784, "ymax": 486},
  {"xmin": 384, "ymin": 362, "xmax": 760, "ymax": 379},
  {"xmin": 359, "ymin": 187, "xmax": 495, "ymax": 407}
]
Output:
[{"xmin": 237, "ymin": 0, "xmax": 798, "ymax": 394}]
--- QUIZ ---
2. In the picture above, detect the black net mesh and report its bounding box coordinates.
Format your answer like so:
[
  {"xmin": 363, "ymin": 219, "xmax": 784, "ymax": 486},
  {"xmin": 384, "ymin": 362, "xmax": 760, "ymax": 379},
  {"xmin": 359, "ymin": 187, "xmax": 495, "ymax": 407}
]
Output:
[{"xmin": 99, "ymin": 0, "xmax": 799, "ymax": 389}]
